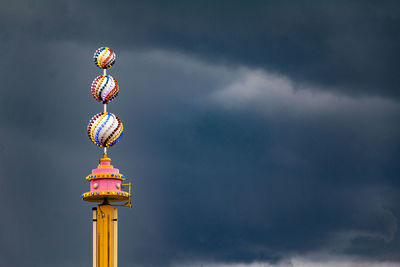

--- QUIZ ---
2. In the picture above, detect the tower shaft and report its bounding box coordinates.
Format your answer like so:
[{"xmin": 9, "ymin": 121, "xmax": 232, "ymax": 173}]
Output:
[{"xmin": 93, "ymin": 205, "xmax": 118, "ymax": 267}]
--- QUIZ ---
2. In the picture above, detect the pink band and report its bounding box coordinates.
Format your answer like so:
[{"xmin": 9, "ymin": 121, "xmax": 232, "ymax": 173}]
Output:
[{"xmin": 92, "ymin": 168, "xmax": 119, "ymax": 174}]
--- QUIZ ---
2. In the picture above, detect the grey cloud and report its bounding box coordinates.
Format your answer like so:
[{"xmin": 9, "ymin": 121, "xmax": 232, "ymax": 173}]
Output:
[
  {"xmin": 1, "ymin": 42, "xmax": 400, "ymax": 266},
  {"xmin": 1, "ymin": 1, "xmax": 400, "ymax": 98}
]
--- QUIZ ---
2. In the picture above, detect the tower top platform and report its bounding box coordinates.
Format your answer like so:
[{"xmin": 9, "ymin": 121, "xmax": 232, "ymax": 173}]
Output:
[{"xmin": 82, "ymin": 155, "xmax": 131, "ymax": 203}]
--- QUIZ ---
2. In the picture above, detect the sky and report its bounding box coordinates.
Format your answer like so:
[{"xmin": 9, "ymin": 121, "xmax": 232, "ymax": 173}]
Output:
[{"xmin": 0, "ymin": 1, "xmax": 400, "ymax": 266}]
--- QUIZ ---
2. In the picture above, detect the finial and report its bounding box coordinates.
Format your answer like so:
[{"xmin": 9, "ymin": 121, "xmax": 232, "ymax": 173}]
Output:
[{"xmin": 93, "ymin": 47, "xmax": 116, "ymax": 70}]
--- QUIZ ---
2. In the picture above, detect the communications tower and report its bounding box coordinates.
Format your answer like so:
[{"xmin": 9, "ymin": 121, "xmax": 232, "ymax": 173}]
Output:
[{"xmin": 81, "ymin": 47, "xmax": 131, "ymax": 267}]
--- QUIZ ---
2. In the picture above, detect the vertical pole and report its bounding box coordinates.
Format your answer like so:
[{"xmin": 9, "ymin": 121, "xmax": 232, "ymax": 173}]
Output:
[
  {"xmin": 103, "ymin": 103, "xmax": 107, "ymax": 157},
  {"xmin": 95, "ymin": 204, "xmax": 118, "ymax": 267},
  {"xmin": 93, "ymin": 208, "xmax": 97, "ymax": 267},
  {"xmin": 113, "ymin": 207, "xmax": 118, "ymax": 267}
]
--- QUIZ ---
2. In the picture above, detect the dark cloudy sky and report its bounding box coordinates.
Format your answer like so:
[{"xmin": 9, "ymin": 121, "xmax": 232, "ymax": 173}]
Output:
[{"xmin": 1, "ymin": 1, "xmax": 400, "ymax": 266}]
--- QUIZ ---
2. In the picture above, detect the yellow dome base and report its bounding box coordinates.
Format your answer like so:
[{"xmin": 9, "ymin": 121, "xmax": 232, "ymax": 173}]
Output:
[{"xmin": 82, "ymin": 190, "xmax": 130, "ymax": 202}]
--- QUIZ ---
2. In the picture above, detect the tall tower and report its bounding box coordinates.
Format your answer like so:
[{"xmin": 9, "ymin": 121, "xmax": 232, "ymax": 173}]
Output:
[{"xmin": 81, "ymin": 47, "xmax": 131, "ymax": 267}]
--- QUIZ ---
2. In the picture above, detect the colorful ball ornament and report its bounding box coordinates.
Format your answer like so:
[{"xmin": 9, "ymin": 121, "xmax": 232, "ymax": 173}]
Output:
[
  {"xmin": 91, "ymin": 75, "xmax": 119, "ymax": 103},
  {"xmin": 93, "ymin": 47, "xmax": 116, "ymax": 69},
  {"xmin": 88, "ymin": 112, "xmax": 124, "ymax": 148}
]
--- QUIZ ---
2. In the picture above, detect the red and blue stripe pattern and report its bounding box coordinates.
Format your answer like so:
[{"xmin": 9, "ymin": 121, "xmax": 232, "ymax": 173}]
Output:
[
  {"xmin": 93, "ymin": 47, "xmax": 116, "ymax": 69},
  {"xmin": 87, "ymin": 112, "xmax": 124, "ymax": 147},
  {"xmin": 91, "ymin": 75, "xmax": 119, "ymax": 103}
]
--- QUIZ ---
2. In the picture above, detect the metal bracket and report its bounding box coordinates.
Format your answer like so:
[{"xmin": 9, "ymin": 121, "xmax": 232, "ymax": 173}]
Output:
[{"xmin": 112, "ymin": 182, "xmax": 132, "ymax": 208}]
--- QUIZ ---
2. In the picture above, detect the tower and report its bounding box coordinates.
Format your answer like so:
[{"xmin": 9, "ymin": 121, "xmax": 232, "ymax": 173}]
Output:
[{"xmin": 81, "ymin": 47, "xmax": 131, "ymax": 267}]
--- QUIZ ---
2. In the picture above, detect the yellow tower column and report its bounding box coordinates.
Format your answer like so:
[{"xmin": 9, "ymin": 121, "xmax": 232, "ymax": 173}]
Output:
[
  {"xmin": 93, "ymin": 208, "xmax": 97, "ymax": 267},
  {"xmin": 94, "ymin": 204, "xmax": 118, "ymax": 267}
]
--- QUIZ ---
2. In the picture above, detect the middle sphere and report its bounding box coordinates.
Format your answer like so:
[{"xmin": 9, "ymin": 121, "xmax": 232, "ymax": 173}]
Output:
[
  {"xmin": 88, "ymin": 112, "xmax": 124, "ymax": 148},
  {"xmin": 91, "ymin": 75, "xmax": 119, "ymax": 103}
]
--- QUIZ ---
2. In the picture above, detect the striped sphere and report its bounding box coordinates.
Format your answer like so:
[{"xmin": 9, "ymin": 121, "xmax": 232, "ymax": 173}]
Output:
[
  {"xmin": 88, "ymin": 112, "xmax": 123, "ymax": 148},
  {"xmin": 91, "ymin": 75, "xmax": 119, "ymax": 103},
  {"xmin": 93, "ymin": 47, "xmax": 116, "ymax": 69}
]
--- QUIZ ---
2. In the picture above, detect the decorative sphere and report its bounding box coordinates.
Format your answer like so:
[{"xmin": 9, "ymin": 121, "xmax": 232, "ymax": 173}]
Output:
[
  {"xmin": 93, "ymin": 183, "xmax": 99, "ymax": 189},
  {"xmin": 116, "ymin": 183, "xmax": 121, "ymax": 189},
  {"xmin": 88, "ymin": 112, "xmax": 124, "ymax": 148},
  {"xmin": 93, "ymin": 47, "xmax": 116, "ymax": 69},
  {"xmin": 91, "ymin": 75, "xmax": 119, "ymax": 103}
]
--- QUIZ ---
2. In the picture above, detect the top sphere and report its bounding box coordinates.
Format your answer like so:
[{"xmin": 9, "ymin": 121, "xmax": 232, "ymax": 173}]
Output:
[{"xmin": 93, "ymin": 47, "xmax": 116, "ymax": 69}]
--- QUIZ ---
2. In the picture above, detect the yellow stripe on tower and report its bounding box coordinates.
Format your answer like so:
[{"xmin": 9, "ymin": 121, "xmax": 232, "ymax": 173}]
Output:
[
  {"xmin": 98, "ymin": 47, "xmax": 110, "ymax": 68},
  {"xmin": 95, "ymin": 76, "xmax": 107, "ymax": 100},
  {"xmin": 90, "ymin": 112, "xmax": 108, "ymax": 144},
  {"xmin": 97, "ymin": 76, "xmax": 106, "ymax": 90}
]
